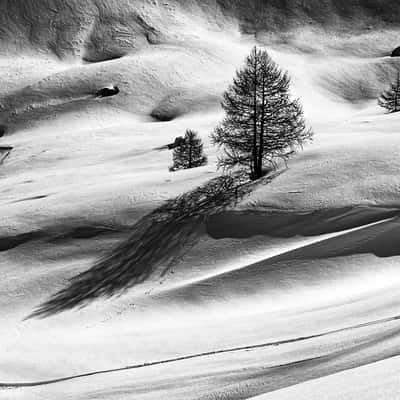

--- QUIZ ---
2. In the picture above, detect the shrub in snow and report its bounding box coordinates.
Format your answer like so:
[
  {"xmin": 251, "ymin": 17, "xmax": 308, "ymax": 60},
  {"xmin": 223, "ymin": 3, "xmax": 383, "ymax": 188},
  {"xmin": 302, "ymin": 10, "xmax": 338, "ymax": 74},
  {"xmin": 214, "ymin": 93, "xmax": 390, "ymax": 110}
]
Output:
[
  {"xmin": 169, "ymin": 129, "xmax": 207, "ymax": 171},
  {"xmin": 378, "ymin": 72, "xmax": 400, "ymax": 113}
]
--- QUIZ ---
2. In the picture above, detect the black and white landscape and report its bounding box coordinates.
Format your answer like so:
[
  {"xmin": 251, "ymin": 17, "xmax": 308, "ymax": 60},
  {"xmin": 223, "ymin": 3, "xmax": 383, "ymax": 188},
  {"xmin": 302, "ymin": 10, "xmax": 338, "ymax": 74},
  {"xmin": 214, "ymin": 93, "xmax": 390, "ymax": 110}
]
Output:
[{"xmin": 2, "ymin": 1, "xmax": 400, "ymax": 399}]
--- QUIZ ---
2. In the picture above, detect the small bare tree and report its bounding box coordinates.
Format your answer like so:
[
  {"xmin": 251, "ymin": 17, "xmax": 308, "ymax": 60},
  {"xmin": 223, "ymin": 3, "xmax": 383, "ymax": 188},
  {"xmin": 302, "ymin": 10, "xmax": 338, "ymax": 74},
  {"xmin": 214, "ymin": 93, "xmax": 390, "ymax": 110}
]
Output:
[
  {"xmin": 378, "ymin": 72, "xmax": 400, "ymax": 113},
  {"xmin": 170, "ymin": 129, "xmax": 207, "ymax": 171}
]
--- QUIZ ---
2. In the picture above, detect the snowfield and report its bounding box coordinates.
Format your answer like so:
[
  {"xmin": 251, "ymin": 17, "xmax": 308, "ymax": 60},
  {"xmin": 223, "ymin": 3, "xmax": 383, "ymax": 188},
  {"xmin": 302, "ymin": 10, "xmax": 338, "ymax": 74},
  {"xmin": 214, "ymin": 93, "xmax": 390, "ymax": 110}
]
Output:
[{"xmin": 1, "ymin": 1, "xmax": 400, "ymax": 399}]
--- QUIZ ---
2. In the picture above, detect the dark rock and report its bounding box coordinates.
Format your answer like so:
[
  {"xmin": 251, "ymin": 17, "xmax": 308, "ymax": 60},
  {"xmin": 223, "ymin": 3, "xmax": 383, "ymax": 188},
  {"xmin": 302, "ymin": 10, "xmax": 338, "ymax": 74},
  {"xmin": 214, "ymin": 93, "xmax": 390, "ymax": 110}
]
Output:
[
  {"xmin": 95, "ymin": 86, "xmax": 120, "ymax": 98},
  {"xmin": 0, "ymin": 125, "xmax": 7, "ymax": 137},
  {"xmin": 391, "ymin": 46, "xmax": 400, "ymax": 57}
]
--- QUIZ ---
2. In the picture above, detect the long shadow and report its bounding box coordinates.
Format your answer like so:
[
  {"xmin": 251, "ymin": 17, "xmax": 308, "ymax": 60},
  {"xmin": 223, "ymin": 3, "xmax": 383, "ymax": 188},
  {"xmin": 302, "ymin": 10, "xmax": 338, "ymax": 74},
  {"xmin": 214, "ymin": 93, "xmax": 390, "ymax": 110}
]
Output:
[
  {"xmin": 1, "ymin": 96, "xmax": 98, "ymax": 134},
  {"xmin": 29, "ymin": 174, "xmax": 274, "ymax": 318},
  {"xmin": 207, "ymin": 207, "xmax": 400, "ymax": 239},
  {"xmin": 0, "ymin": 76, "xmax": 105, "ymax": 134}
]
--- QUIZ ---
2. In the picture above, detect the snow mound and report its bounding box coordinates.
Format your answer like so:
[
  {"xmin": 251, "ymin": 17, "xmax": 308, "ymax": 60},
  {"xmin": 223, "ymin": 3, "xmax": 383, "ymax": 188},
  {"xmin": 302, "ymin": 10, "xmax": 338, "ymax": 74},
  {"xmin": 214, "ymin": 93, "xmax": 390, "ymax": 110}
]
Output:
[{"xmin": 0, "ymin": 46, "xmax": 233, "ymax": 133}]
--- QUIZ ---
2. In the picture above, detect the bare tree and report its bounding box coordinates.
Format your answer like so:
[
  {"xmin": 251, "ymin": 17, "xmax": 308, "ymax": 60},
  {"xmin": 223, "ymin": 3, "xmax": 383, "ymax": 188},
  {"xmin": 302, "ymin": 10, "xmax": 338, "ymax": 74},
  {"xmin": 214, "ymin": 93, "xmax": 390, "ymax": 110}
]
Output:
[{"xmin": 212, "ymin": 46, "xmax": 312, "ymax": 180}]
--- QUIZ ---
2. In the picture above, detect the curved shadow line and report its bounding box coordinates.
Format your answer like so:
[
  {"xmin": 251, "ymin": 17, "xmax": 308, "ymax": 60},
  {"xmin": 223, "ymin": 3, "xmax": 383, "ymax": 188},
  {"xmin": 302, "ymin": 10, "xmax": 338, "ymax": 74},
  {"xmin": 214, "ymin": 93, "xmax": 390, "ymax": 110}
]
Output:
[{"xmin": 3, "ymin": 312, "xmax": 400, "ymax": 389}]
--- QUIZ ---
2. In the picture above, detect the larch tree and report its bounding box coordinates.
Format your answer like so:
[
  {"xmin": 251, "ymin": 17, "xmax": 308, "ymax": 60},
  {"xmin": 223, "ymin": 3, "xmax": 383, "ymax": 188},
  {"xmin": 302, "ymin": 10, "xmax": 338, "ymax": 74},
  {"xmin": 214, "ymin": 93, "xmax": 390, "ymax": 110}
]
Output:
[
  {"xmin": 212, "ymin": 46, "xmax": 313, "ymax": 180},
  {"xmin": 170, "ymin": 129, "xmax": 207, "ymax": 171},
  {"xmin": 378, "ymin": 72, "xmax": 400, "ymax": 113}
]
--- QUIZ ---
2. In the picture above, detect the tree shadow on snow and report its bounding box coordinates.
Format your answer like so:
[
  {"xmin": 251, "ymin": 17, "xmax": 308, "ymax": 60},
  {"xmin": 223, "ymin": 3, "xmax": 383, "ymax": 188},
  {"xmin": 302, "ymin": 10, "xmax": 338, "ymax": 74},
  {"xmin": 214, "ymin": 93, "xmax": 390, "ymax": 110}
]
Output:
[{"xmin": 29, "ymin": 173, "xmax": 276, "ymax": 318}]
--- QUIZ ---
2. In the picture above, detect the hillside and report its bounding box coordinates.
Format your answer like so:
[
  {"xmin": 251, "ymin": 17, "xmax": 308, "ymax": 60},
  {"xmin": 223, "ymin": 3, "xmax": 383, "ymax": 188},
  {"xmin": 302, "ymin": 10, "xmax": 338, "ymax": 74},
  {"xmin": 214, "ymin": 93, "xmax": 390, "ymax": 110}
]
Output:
[
  {"xmin": 2, "ymin": 0, "xmax": 400, "ymax": 59},
  {"xmin": 1, "ymin": 1, "xmax": 400, "ymax": 400}
]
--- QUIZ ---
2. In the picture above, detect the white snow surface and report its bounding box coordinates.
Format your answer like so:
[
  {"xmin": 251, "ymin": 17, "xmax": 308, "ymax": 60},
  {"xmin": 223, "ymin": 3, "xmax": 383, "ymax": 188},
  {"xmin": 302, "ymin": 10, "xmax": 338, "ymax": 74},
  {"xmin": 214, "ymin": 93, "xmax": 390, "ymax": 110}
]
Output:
[
  {"xmin": 251, "ymin": 355, "xmax": 400, "ymax": 400},
  {"xmin": 1, "ymin": 3, "xmax": 400, "ymax": 400}
]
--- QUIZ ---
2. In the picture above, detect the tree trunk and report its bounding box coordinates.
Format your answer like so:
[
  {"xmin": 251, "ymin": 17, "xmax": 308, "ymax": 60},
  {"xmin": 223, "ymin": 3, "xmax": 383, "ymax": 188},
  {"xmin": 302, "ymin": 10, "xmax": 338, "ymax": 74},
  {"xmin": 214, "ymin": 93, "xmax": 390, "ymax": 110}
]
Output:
[
  {"xmin": 252, "ymin": 54, "xmax": 259, "ymax": 180},
  {"xmin": 258, "ymin": 74, "xmax": 266, "ymax": 178},
  {"xmin": 396, "ymin": 72, "xmax": 400, "ymax": 112},
  {"xmin": 188, "ymin": 137, "xmax": 193, "ymax": 168}
]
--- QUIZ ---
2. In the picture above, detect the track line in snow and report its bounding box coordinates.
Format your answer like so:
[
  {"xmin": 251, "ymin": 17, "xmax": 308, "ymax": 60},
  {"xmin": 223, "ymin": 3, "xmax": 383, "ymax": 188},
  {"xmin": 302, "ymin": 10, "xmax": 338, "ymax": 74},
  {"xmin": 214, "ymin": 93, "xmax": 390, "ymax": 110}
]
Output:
[{"xmin": 2, "ymin": 312, "xmax": 400, "ymax": 389}]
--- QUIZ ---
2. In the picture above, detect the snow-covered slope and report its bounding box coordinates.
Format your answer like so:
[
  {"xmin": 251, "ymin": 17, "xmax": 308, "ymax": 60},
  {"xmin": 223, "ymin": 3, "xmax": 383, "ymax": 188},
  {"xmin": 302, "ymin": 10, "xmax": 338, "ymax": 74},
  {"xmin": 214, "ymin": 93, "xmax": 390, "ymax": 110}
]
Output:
[
  {"xmin": 1, "ymin": 1, "xmax": 400, "ymax": 399},
  {"xmin": 252, "ymin": 355, "xmax": 400, "ymax": 400}
]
